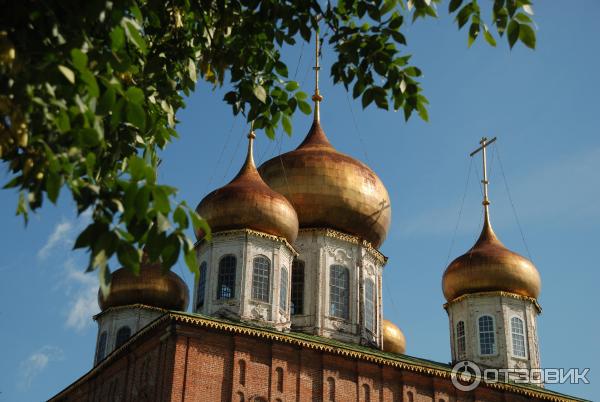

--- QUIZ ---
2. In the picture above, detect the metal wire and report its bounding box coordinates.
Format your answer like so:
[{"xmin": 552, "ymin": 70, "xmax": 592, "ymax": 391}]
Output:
[{"xmin": 445, "ymin": 157, "xmax": 474, "ymax": 267}]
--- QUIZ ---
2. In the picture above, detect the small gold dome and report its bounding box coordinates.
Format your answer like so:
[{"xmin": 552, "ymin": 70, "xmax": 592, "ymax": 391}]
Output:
[
  {"xmin": 98, "ymin": 261, "xmax": 189, "ymax": 311},
  {"xmin": 442, "ymin": 213, "xmax": 541, "ymax": 302},
  {"xmin": 196, "ymin": 132, "xmax": 299, "ymax": 243},
  {"xmin": 382, "ymin": 319, "xmax": 406, "ymax": 354},
  {"xmin": 259, "ymin": 120, "xmax": 391, "ymax": 248}
]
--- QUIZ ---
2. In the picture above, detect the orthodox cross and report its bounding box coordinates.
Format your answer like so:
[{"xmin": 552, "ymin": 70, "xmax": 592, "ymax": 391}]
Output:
[
  {"xmin": 312, "ymin": 28, "xmax": 323, "ymax": 122},
  {"xmin": 470, "ymin": 136, "xmax": 497, "ymax": 213}
]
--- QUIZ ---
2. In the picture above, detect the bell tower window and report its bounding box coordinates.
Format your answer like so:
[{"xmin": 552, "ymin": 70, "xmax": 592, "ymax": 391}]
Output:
[
  {"xmin": 329, "ymin": 265, "xmax": 350, "ymax": 319},
  {"xmin": 217, "ymin": 255, "xmax": 236, "ymax": 299}
]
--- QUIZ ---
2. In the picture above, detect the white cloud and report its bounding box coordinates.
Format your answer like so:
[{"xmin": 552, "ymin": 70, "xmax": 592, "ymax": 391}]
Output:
[
  {"xmin": 37, "ymin": 220, "xmax": 74, "ymax": 259},
  {"xmin": 38, "ymin": 211, "xmax": 99, "ymax": 332},
  {"xmin": 62, "ymin": 258, "xmax": 99, "ymax": 332},
  {"xmin": 18, "ymin": 346, "xmax": 64, "ymax": 389}
]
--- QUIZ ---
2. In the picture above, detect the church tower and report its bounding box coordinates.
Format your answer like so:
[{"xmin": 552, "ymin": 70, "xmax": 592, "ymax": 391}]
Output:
[
  {"xmin": 442, "ymin": 138, "xmax": 542, "ymax": 383},
  {"xmin": 94, "ymin": 260, "xmax": 189, "ymax": 365},
  {"xmin": 259, "ymin": 32, "xmax": 393, "ymax": 348},
  {"xmin": 194, "ymin": 129, "xmax": 299, "ymax": 330}
]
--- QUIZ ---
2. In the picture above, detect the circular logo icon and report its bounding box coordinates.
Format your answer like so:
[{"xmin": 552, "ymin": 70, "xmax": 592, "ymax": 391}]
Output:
[{"xmin": 451, "ymin": 361, "xmax": 482, "ymax": 392}]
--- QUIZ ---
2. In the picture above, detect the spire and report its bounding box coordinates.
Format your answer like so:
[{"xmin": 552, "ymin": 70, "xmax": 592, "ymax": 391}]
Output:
[
  {"xmin": 312, "ymin": 28, "xmax": 323, "ymax": 122},
  {"xmin": 233, "ymin": 124, "xmax": 259, "ymax": 180},
  {"xmin": 470, "ymin": 136, "xmax": 498, "ymax": 242}
]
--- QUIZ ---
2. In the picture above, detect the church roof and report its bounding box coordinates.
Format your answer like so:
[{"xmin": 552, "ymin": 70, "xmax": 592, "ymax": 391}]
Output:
[{"xmin": 51, "ymin": 309, "xmax": 587, "ymax": 402}]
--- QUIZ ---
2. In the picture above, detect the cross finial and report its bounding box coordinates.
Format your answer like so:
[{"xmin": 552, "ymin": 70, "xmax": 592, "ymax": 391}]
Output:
[
  {"xmin": 311, "ymin": 28, "xmax": 323, "ymax": 122},
  {"xmin": 470, "ymin": 136, "xmax": 497, "ymax": 218}
]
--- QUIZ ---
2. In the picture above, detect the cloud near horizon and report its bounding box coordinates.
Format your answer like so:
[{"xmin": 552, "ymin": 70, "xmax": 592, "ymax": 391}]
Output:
[{"xmin": 18, "ymin": 346, "xmax": 64, "ymax": 390}]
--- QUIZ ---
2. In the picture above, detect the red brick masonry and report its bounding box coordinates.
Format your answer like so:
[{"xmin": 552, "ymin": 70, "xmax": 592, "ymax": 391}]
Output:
[{"xmin": 49, "ymin": 311, "xmax": 584, "ymax": 402}]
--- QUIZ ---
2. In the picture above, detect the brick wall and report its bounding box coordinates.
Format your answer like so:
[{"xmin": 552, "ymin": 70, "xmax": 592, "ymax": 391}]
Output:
[{"xmin": 49, "ymin": 319, "xmax": 566, "ymax": 402}]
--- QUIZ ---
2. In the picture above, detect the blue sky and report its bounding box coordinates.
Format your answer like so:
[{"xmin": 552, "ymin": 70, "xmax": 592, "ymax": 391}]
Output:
[{"xmin": 1, "ymin": 2, "xmax": 598, "ymax": 401}]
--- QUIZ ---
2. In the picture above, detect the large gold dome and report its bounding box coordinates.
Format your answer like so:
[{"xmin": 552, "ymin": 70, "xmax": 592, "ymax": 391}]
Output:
[
  {"xmin": 98, "ymin": 261, "xmax": 189, "ymax": 311},
  {"xmin": 442, "ymin": 213, "xmax": 541, "ymax": 302},
  {"xmin": 259, "ymin": 120, "xmax": 391, "ymax": 248},
  {"xmin": 382, "ymin": 319, "xmax": 406, "ymax": 354},
  {"xmin": 196, "ymin": 132, "xmax": 299, "ymax": 243}
]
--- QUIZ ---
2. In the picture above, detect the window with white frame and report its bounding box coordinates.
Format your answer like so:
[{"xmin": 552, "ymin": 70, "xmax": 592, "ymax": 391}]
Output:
[
  {"xmin": 456, "ymin": 321, "xmax": 466, "ymax": 359},
  {"xmin": 252, "ymin": 256, "xmax": 271, "ymax": 302},
  {"xmin": 329, "ymin": 265, "xmax": 350, "ymax": 319},
  {"xmin": 280, "ymin": 266, "xmax": 288, "ymax": 311},
  {"xmin": 197, "ymin": 261, "xmax": 207, "ymax": 309},
  {"xmin": 511, "ymin": 317, "xmax": 527, "ymax": 357},
  {"xmin": 217, "ymin": 255, "xmax": 236, "ymax": 299},
  {"xmin": 364, "ymin": 279, "xmax": 375, "ymax": 332},
  {"xmin": 478, "ymin": 315, "xmax": 496, "ymax": 355},
  {"xmin": 291, "ymin": 259, "xmax": 305, "ymax": 315}
]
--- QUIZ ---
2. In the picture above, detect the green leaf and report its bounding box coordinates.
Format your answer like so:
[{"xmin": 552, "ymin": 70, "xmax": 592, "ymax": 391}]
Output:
[
  {"xmin": 468, "ymin": 23, "xmax": 480, "ymax": 47},
  {"xmin": 78, "ymin": 128, "xmax": 103, "ymax": 147},
  {"xmin": 417, "ymin": 101, "xmax": 429, "ymax": 122},
  {"xmin": 98, "ymin": 87, "xmax": 116, "ymax": 115},
  {"xmin": 123, "ymin": 19, "xmax": 147, "ymax": 53},
  {"xmin": 190, "ymin": 211, "xmax": 211, "ymax": 241},
  {"xmin": 184, "ymin": 248, "xmax": 199, "ymax": 276},
  {"xmin": 449, "ymin": 0, "xmax": 463, "ymax": 13},
  {"xmin": 253, "ymin": 85, "xmax": 267, "ymax": 103},
  {"xmin": 507, "ymin": 20, "xmax": 520, "ymax": 48},
  {"xmin": 55, "ymin": 110, "xmax": 71, "ymax": 133},
  {"xmin": 126, "ymin": 102, "xmax": 146, "ymax": 130},
  {"xmin": 275, "ymin": 61, "xmax": 288, "ymax": 77},
  {"xmin": 110, "ymin": 26, "xmax": 125, "ymax": 51},
  {"xmin": 282, "ymin": 115, "xmax": 292, "ymax": 136},
  {"xmin": 97, "ymin": 258, "xmax": 111, "ymax": 298},
  {"xmin": 58, "ymin": 65, "xmax": 75, "ymax": 84},
  {"xmin": 46, "ymin": 171, "xmax": 61, "ymax": 203},
  {"xmin": 156, "ymin": 212, "xmax": 171, "ymax": 233},
  {"xmin": 381, "ymin": 0, "xmax": 396, "ymax": 15},
  {"xmin": 128, "ymin": 156, "xmax": 146, "ymax": 181},
  {"xmin": 285, "ymin": 81, "xmax": 299, "ymax": 91},
  {"xmin": 173, "ymin": 206, "xmax": 189, "ymax": 228},
  {"xmin": 362, "ymin": 89, "xmax": 374, "ymax": 108},
  {"xmin": 518, "ymin": 23, "xmax": 536, "ymax": 49},
  {"xmin": 188, "ymin": 58, "xmax": 197, "ymax": 82},
  {"xmin": 70, "ymin": 49, "xmax": 88, "ymax": 72},
  {"xmin": 125, "ymin": 87, "xmax": 145, "ymax": 105},
  {"xmin": 80, "ymin": 70, "xmax": 100, "ymax": 97},
  {"xmin": 117, "ymin": 243, "xmax": 140, "ymax": 275},
  {"xmin": 514, "ymin": 13, "xmax": 533, "ymax": 24},
  {"xmin": 297, "ymin": 100, "xmax": 311, "ymax": 115},
  {"xmin": 161, "ymin": 234, "xmax": 180, "ymax": 269},
  {"xmin": 483, "ymin": 29, "xmax": 497, "ymax": 47},
  {"xmin": 153, "ymin": 186, "xmax": 170, "ymax": 213}
]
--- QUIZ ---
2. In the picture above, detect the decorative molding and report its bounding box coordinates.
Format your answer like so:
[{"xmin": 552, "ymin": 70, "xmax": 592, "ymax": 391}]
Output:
[
  {"xmin": 444, "ymin": 291, "xmax": 542, "ymax": 314},
  {"xmin": 299, "ymin": 228, "xmax": 387, "ymax": 266},
  {"xmin": 196, "ymin": 228, "xmax": 298, "ymax": 257}
]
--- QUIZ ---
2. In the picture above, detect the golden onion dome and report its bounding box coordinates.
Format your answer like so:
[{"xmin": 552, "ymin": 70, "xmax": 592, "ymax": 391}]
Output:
[
  {"xmin": 98, "ymin": 261, "xmax": 189, "ymax": 311},
  {"xmin": 382, "ymin": 319, "xmax": 406, "ymax": 354},
  {"xmin": 442, "ymin": 212, "xmax": 541, "ymax": 302},
  {"xmin": 258, "ymin": 120, "xmax": 391, "ymax": 248},
  {"xmin": 196, "ymin": 131, "xmax": 299, "ymax": 243}
]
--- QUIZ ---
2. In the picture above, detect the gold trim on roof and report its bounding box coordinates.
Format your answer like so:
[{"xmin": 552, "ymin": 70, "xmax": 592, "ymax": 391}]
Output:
[
  {"xmin": 444, "ymin": 291, "xmax": 542, "ymax": 313},
  {"xmin": 93, "ymin": 303, "xmax": 168, "ymax": 320},
  {"xmin": 300, "ymin": 228, "xmax": 387, "ymax": 266},
  {"xmin": 196, "ymin": 228, "xmax": 298, "ymax": 256}
]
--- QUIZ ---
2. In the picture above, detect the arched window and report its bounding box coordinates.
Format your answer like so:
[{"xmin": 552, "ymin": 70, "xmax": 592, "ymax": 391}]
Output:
[
  {"xmin": 237, "ymin": 392, "xmax": 244, "ymax": 402},
  {"xmin": 478, "ymin": 315, "xmax": 496, "ymax": 355},
  {"xmin": 275, "ymin": 367, "xmax": 284, "ymax": 392},
  {"xmin": 96, "ymin": 331, "xmax": 107, "ymax": 363},
  {"xmin": 252, "ymin": 256, "xmax": 271, "ymax": 302},
  {"xmin": 217, "ymin": 255, "xmax": 236, "ymax": 299},
  {"xmin": 362, "ymin": 383, "xmax": 371, "ymax": 402},
  {"xmin": 238, "ymin": 360, "xmax": 246, "ymax": 386},
  {"xmin": 327, "ymin": 377, "xmax": 335, "ymax": 402},
  {"xmin": 511, "ymin": 317, "xmax": 527, "ymax": 357},
  {"xmin": 456, "ymin": 321, "xmax": 466, "ymax": 358},
  {"xmin": 364, "ymin": 279, "xmax": 375, "ymax": 332},
  {"xmin": 197, "ymin": 261, "xmax": 207, "ymax": 309},
  {"xmin": 329, "ymin": 265, "xmax": 350, "ymax": 319},
  {"xmin": 279, "ymin": 267, "xmax": 288, "ymax": 311},
  {"xmin": 407, "ymin": 391, "xmax": 414, "ymax": 402},
  {"xmin": 291, "ymin": 259, "xmax": 305, "ymax": 315},
  {"xmin": 115, "ymin": 326, "xmax": 131, "ymax": 349}
]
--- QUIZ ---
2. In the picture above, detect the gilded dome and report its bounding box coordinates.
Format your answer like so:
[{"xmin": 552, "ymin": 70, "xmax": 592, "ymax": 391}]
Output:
[
  {"xmin": 382, "ymin": 319, "xmax": 406, "ymax": 354},
  {"xmin": 196, "ymin": 132, "xmax": 299, "ymax": 243},
  {"xmin": 98, "ymin": 261, "xmax": 189, "ymax": 311},
  {"xmin": 442, "ymin": 212, "xmax": 541, "ymax": 302},
  {"xmin": 259, "ymin": 120, "xmax": 391, "ymax": 248}
]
